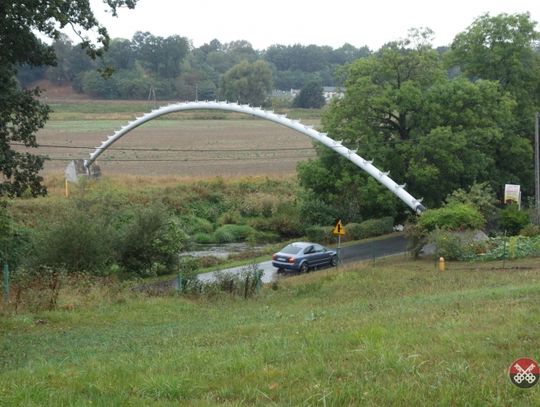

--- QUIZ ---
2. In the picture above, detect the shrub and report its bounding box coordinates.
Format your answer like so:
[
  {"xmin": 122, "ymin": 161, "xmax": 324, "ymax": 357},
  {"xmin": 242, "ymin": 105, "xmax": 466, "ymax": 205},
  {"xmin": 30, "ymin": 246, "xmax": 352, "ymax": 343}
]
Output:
[
  {"xmin": 217, "ymin": 210, "xmax": 243, "ymax": 226},
  {"xmin": 239, "ymin": 193, "xmax": 279, "ymax": 217},
  {"xmin": 0, "ymin": 201, "xmax": 30, "ymax": 269},
  {"xmin": 271, "ymin": 202, "xmax": 304, "ymax": 237},
  {"xmin": 428, "ymin": 229, "xmax": 466, "ymax": 261},
  {"xmin": 193, "ymin": 232, "xmax": 216, "ymax": 244},
  {"xmin": 499, "ymin": 204, "xmax": 530, "ymax": 236},
  {"xmin": 298, "ymin": 196, "xmax": 339, "ymax": 226},
  {"xmin": 178, "ymin": 215, "xmax": 214, "ymax": 235},
  {"xmin": 418, "ymin": 203, "xmax": 485, "ymax": 232},
  {"xmin": 354, "ymin": 217, "xmax": 394, "ymax": 239},
  {"xmin": 29, "ymin": 208, "xmax": 116, "ymax": 274},
  {"xmin": 213, "ymin": 224, "xmax": 256, "ymax": 243},
  {"xmin": 445, "ymin": 182, "xmax": 497, "ymax": 220},
  {"xmin": 117, "ymin": 204, "xmax": 188, "ymax": 277},
  {"xmin": 305, "ymin": 226, "xmax": 334, "ymax": 243},
  {"xmin": 520, "ymin": 224, "xmax": 540, "ymax": 237}
]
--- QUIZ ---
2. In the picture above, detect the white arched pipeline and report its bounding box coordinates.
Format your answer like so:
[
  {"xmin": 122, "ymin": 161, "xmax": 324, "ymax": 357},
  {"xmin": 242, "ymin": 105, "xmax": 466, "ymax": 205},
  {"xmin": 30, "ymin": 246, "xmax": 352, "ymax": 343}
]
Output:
[{"xmin": 85, "ymin": 101, "xmax": 426, "ymax": 213}]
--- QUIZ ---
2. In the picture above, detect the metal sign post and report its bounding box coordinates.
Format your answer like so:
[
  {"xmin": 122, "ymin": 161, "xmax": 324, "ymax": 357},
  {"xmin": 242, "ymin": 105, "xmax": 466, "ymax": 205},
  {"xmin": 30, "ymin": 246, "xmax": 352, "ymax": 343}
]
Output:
[{"xmin": 332, "ymin": 219, "xmax": 346, "ymax": 266}]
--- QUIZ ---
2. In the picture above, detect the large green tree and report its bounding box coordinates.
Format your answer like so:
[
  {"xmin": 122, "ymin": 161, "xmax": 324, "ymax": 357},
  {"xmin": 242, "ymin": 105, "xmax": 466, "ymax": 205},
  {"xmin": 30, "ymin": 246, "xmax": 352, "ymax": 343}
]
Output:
[
  {"xmin": 0, "ymin": 0, "xmax": 137, "ymax": 197},
  {"xmin": 299, "ymin": 28, "xmax": 532, "ymax": 220},
  {"xmin": 219, "ymin": 60, "xmax": 273, "ymax": 106},
  {"xmin": 293, "ymin": 80, "xmax": 326, "ymax": 108},
  {"xmin": 448, "ymin": 13, "xmax": 540, "ymax": 135}
]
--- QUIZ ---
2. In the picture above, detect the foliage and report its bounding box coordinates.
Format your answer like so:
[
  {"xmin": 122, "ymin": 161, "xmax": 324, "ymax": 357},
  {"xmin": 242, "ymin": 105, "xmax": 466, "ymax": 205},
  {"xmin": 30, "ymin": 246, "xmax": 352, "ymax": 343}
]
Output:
[
  {"xmin": 0, "ymin": 201, "xmax": 30, "ymax": 268},
  {"xmin": 219, "ymin": 60, "xmax": 273, "ymax": 106},
  {"xmin": 293, "ymin": 80, "xmax": 326, "ymax": 108},
  {"xmin": 428, "ymin": 229, "xmax": 488, "ymax": 261},
  {"xmin": 445, "ymin": 182, "xmax": 498, "ymax": 220},
  {"xmin": 346, "ymin": 217, "xmax": 394, "ymax": 240},
  {"xmin": 448, "ymin": 12, "xmax": 540, "ymax": 134},
  {"xmin": 1, "ymin": 0, "xmax": 137, "ymax": 197},
  {"xmin": 499, "ymin": 204, "xmax": 530, "ymax": 235},
  {"xmin": 8, "ymin": 266, "xmax": 65, "ymax": 312},
  {"xmin": 474, "ymin": 235, "xmax": 540, "ymax": 260},
  {"xmin": 418, "ymin": 203, "xmax": 485, "ymax": 232},
  {"xmin": 305, "ymin": 225, "xmax": 334, "ymax": 243},
  {"xmin": 298, "ymin": 192, "xmax": 340, "ymax": 226},
  {"xmin": 29, "ymin": 206, "xmax": 116, "ymax": 274},
  {"xmin": 298, "ymin": 152, "xmax": 400, "ymax": 222},
  {"xmin": 520, "ymin": 223, "xmax": 540, "ymax": 237},
  {"xmin": 213, "ymin": 224, "xmax": 256, "ymax": 243},
  {"xmin": 116, "ymin": 204, "xmax": 188, "ymax": 277},
  {"xmin": 300, "ymin": 26, "xmax": 534, "ymax": 217}
]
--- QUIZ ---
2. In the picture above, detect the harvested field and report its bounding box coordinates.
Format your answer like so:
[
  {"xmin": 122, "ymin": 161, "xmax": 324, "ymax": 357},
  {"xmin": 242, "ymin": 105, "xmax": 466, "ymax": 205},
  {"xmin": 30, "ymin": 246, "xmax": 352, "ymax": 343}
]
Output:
[{"xmin": 36, "ymin": 114, "xmax": 319, "ymax": 177}]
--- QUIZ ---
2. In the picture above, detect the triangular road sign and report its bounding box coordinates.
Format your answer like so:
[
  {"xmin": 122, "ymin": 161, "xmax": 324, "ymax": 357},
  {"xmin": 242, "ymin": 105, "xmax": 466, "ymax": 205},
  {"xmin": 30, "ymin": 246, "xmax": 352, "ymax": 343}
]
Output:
[{"xmin": 332, "ymin": 219, "xmax": 346, "ymax": 235}]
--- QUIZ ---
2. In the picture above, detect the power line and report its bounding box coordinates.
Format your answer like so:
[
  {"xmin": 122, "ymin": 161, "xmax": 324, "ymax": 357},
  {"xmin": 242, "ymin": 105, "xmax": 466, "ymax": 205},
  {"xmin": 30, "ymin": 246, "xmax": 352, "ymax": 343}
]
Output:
[
  {"xmin": 11, "ymin": 142, "xmax": 315, "ymax": 153},
  {"xmin": 44, "ymin": 155, "xmax": 316, "ymax": 162}
]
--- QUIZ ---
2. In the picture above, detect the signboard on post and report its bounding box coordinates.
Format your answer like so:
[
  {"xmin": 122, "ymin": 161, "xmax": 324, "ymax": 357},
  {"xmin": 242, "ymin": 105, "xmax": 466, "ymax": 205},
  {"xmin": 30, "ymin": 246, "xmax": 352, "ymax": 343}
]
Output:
[
  {"xmin": 332, "ymin": 219, "xmax": 346, "ymax": 236},
  {"xmin": 333, "ymin": 219, "xmax": 345, "ymax": 266},
  {"xmin": 504, "ymin": 184, "xmax": 521, "ymax": 208}
]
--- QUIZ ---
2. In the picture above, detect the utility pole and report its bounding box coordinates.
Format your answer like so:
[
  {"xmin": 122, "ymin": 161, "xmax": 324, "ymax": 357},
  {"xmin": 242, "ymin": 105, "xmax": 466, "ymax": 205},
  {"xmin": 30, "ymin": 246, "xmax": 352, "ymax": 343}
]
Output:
[{"xmin": 535, "ymin": 112, "xmax": 539, "ymax": 224}]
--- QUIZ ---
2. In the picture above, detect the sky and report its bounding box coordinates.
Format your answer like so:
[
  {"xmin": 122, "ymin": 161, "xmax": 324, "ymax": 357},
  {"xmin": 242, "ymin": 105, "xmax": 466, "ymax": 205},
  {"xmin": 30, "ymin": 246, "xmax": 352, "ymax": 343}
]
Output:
[{"xmin": 88, "ymin": 0, "xmax": 540, "ymax": 50}]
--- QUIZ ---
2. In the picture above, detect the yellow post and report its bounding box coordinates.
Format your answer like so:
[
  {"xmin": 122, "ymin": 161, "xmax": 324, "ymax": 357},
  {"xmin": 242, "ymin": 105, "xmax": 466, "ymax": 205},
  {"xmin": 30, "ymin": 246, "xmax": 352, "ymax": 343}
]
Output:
[
  {"xmin": 438, "ymin": 256, "xmax": 445, "ymax": 272},
  {"xmin": 65, "ymin": 179, "xmax": 69, "ymax": 198}
]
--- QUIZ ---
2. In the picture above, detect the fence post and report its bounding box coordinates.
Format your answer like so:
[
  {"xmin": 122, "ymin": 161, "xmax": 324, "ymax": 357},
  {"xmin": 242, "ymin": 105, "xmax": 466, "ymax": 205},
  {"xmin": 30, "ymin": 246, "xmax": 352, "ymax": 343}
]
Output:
[
  {"xmin": 3, "ymin": 262, "xmax": 9, "ymax": 303},
  {"xmin": 502, "ymin": 231, "xmax": 508, "ymax": 270},
  {"xmin": 176, "ymin": 273, "xmax": 183, "ymax": 293}
]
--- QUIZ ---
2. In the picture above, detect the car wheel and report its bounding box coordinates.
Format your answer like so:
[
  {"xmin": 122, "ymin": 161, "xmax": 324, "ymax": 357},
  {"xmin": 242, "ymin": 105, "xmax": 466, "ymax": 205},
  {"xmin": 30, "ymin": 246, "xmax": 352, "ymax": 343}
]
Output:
[
  {"xmin": 300, "ymin": 262, "xmax": 309, "ymax": 273},
  {"xmin": 330, "ymin": 256, "xmax": 337, "ymax": 267}
]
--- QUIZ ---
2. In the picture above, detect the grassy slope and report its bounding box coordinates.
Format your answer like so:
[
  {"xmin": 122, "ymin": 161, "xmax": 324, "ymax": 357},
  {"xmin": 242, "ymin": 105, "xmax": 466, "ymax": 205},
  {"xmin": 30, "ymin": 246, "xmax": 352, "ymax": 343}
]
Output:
[{"xmin": 1, "ymin": 258, "xmax": 540, "ymax": 406}]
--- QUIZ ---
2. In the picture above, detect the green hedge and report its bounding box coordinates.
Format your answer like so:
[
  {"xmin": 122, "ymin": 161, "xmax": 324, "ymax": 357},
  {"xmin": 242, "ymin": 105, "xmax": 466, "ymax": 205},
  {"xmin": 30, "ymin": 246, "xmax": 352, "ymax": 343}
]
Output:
[{"xmin": 346, "ymin": 217, "xmax": 394, "ymax": 240}]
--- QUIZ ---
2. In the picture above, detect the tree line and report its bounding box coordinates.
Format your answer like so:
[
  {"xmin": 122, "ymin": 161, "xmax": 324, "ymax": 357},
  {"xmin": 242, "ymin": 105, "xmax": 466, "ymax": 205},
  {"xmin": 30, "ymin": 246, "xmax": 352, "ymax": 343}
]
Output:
[{"xmin": 17, "ymin": 32, "xmax": 369, "ymax": 102}]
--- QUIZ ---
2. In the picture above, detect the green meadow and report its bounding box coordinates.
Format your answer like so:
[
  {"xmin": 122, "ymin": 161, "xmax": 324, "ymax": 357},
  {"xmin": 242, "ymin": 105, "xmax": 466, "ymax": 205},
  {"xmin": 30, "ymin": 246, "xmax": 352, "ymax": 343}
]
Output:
[{"xmin": 2, "ymin": 258, "xmax": 539, "ymax": 406}]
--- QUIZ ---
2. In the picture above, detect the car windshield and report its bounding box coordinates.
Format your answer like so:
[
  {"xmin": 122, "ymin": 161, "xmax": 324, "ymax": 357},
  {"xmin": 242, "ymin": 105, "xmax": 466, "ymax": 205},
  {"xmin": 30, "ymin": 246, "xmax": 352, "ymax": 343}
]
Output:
[{"xmin": 280, "ymin": 244, "xmax": 303, "ymax": 255}]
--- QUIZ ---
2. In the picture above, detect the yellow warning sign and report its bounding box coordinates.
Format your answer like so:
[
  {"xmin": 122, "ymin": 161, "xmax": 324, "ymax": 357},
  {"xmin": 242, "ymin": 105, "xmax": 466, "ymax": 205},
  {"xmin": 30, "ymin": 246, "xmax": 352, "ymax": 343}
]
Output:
[{"xmin": 332, "ymin": 219, "xmax": 346, "ymax": 236}]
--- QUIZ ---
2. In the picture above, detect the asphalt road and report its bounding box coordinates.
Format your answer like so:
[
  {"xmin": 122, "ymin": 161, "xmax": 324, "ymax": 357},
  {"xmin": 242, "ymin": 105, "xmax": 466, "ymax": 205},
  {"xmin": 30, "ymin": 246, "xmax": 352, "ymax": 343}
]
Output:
[{"xmin": 197, "ymin": 233, "xmax": 408, "ymax": 284}]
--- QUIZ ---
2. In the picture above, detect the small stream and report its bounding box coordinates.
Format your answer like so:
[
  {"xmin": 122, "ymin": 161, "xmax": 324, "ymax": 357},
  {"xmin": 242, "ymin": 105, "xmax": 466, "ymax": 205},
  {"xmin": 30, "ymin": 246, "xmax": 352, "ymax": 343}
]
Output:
[{"xmin": 181, "ymin": 242, "xmax": 267, "ymax": 259}]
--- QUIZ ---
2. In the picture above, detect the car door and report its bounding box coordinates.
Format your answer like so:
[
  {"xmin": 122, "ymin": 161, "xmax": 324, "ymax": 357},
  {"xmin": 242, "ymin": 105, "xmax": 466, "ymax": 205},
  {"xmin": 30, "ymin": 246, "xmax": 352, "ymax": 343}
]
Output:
[{"xmin": 311, "ymin": 244, "xmax": 327, "ymax": 266}]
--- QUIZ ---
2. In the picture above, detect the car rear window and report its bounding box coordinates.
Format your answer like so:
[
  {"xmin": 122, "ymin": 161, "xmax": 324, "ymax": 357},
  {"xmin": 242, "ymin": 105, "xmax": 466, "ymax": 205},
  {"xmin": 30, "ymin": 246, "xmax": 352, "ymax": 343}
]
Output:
[{"xmin": 280, "ymin": 245, "xmax": 303, "ymax": 255}]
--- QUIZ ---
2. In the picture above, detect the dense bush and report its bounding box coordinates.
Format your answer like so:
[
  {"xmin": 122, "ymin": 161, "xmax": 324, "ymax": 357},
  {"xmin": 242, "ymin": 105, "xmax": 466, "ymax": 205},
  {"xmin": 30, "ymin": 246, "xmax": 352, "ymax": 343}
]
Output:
[
  {"xmin": 116, "ymin": 204, "xmax": 188, "ymax": 277},
  {"xmin": 29, "ymin": 209, "xmax": 115, "ymax": 274},
  {"xmin": 238, "ymin": 192, "xmax": 279, "ymax": 217},
  {"xmin": 213, "ymin": 224, "xmax": 257, "ymax": 243},
  {"xmin": 346, "ymin": 217, "xmax": 394, "ymax": 240},
  {"xmin": 305, "ymin": 226, "xmax": 334, "ymax": 243},
  {"xmin": 0, "ymin": 201, "xmax": 30, "ymax": 269},
  {"xmin": 178, "ymin": 215, "xmax": 214, "ymax": 236},
  {"xmin": 418, "ymin": 203, "xmax": 485, "ymax": 232},
  {"xmin": 428, "ymin": 229, "xmax": 488, "ymax": 261},
  {"xmin": 499, "ymin": 204, "xmax": 530, "ymax": 236},
  {"xmin": 270, "ymin": 202, "xmax": 304, "ymax": 237},
  {"xmin": 445, "ymin": 182, "xmax": 498, "ymax": 220},
  {"xmin": 298, "ymin": 194, "xmax": 339, "ymax": 226},
  {"xmin": 520, "ymin": 224, "xmax": 540, "ymax": 237}
]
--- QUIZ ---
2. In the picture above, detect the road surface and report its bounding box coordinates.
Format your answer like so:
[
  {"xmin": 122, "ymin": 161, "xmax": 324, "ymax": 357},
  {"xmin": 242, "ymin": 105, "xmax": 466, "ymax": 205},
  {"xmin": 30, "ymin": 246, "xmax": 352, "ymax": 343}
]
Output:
[{"xmin": 197, "ymin": 234, "xmax": 408, "ymax": 284}]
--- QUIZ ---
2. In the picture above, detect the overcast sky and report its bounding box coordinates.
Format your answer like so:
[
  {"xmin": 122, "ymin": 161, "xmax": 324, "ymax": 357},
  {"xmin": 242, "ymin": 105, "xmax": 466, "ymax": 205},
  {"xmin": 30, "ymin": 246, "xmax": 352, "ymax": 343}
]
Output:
[{"xmin": 89, "ymin": 0, "xmax": 540, "ymax": 50}]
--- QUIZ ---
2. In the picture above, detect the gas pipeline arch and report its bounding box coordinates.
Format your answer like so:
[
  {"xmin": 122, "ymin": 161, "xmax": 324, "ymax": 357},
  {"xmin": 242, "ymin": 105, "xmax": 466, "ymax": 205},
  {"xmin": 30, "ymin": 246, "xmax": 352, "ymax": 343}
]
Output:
[{"xmin": 83, "ymin": 101, "xmax": 425, "ymax": 213}]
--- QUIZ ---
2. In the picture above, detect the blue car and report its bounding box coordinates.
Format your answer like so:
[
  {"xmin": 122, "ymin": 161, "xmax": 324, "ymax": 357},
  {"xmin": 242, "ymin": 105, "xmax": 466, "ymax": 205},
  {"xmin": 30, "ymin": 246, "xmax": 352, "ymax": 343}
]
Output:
[{"xmin": 272, "ymin": 242, "xmax": 338, "ymax": 273}]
